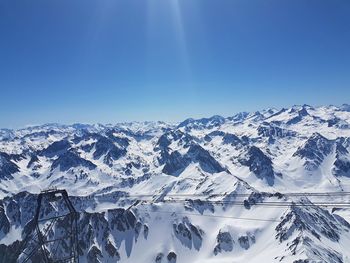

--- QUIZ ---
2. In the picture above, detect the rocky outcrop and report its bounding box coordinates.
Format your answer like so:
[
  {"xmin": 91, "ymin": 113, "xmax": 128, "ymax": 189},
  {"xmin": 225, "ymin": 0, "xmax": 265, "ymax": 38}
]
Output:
[
  {"xmin": 39, "ymin": 139, "xmax": 71, "ymax": 157},
  {"xmin": 93, "ymin": 136, "xmax": 127, "ymax": 166},
  {"xmin": 51, "ymin": 151, "xmax": 96, "ymax": 172},
  {"xmin": 173, "ymin": 218, "xmax": 204, "ymax": 250},
  {"xmin": 0, "ymin": 152, "xmax": 19, "ymax": 180},
  {"xmin": 333, "ymin": 138, "xmax": 350, "ymax": 177},
  {"xmin": 258, "ymin": 123, "xmax": 296, "ymax": 138},
  {"xmin": 293, "ymin": 133, "xmax": 333, "ymax": 171},
  {"xmin": 177, "ymin": 115, "xmax": 225, "ymax": 130},
  {"xmin": 162, "ymin": 144, "xmax": 225, "ymax": 176},
  {"xmin": 275, "ymin": 198, "xmax": 350, "ymax": 262},
  {"xmin": 239, "ymin": 146, "xmax": 277, "ymax": 186},
  {"xmin": 238, "ymin": 234, "xmax": 255, "ymax": 250},
  {"xmin": 214, "ymin": 230, "xmax": 234, "ymax": 255},
  {"xmin": 167, "ymin": 251, "xmax": 177, "ymax": 263}
]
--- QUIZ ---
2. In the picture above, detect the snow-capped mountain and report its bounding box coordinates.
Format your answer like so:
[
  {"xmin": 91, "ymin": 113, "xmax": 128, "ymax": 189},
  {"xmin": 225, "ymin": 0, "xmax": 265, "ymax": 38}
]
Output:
[{"xmin": 1, "ymin": 104, "xmax": 350, "ymax": 263}]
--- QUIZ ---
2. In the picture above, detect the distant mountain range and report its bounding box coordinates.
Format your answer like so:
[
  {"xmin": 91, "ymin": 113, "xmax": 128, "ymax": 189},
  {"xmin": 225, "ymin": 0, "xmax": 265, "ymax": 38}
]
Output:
[{"xmin": 1, "ymin": 104, "xmax": 350, "ymax": 262}]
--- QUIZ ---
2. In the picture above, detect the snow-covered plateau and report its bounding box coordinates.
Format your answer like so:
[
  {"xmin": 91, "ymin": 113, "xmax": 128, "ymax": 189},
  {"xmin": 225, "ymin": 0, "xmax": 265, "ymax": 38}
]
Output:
[{"xmin": 1, "ymin": 104, "xmax": 350, "ymax": 262}]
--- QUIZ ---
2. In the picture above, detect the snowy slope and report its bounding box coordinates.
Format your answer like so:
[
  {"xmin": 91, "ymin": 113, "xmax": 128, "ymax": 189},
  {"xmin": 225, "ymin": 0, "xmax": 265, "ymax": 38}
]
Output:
[{"xmin": 1, "ymin": 104, "xmax": 350, "ymax": 262}]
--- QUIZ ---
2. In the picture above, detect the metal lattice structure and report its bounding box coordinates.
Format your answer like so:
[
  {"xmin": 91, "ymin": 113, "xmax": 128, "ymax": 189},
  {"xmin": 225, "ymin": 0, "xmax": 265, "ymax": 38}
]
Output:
[{"xmin": 18, "ymin": 189, "xmax": 79, "ymax": 263}]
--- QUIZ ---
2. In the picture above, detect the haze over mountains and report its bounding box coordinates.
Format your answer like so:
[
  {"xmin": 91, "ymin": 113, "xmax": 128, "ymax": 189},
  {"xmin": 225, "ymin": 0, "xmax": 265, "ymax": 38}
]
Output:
[{"xmin": 1, "ymin": 104, "xmax": 350, "ymax": 262}]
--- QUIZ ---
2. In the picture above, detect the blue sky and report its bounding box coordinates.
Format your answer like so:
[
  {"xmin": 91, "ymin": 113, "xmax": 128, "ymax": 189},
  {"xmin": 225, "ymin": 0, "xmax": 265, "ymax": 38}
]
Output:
[{"xmin": 0, "ymin": 0, "xmax": 349, "ymax": 128}]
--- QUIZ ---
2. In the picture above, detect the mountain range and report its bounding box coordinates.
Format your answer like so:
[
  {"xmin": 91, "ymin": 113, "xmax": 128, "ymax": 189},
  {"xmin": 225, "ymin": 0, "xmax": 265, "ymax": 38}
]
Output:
[{"xmin": 1, "ymin": 104, "xmax": 350, "ymax": 262}]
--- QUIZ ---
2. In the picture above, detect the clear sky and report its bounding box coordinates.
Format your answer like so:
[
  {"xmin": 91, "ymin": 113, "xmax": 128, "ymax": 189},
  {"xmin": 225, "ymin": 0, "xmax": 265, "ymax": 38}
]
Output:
[{"xmin": 0, "ymin": 0, "xmax": 349, "ymax": 128}]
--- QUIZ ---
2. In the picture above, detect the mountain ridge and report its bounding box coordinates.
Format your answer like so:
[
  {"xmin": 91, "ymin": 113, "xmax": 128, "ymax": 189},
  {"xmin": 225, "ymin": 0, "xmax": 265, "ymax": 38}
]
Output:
[{"xmin": 1, "ymin": 104, "xmax": 350, "ymax": 262}]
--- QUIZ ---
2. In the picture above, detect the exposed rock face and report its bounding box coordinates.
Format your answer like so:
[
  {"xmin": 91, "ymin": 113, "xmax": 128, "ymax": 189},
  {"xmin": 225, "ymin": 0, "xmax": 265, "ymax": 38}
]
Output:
[
  {"xmin": 173, "ymin": 218, "xmax": 204, "ymax": 250},
  {"xmin": 0, "ymin": 192, "xmax": 147, "ymax": 262},
  {"xmin": 286, "ymin": 107, "xmax": 311, "ymax": 125},
  {"xmin": 333, "ymin": 139, "xmax": 350, "ymax": 177},
  {"xmin": 40, "ymin": 139, "xmax": 71, "ymax": 157},
  {"xmin": 155, "ymin": 253, "xmax": 164, "ymax": 263},
  {"xmin": 51, "ymin": 151, "xmax": 97, "ymax": 172},
  {"xmin": 222, "ymin": 133, "xmax": 242, "ymax": 145},
  {"xmin": 275, "ymin": 198, "xmax": 350, "ymax": 263},
  {"xmin": 293, "ymin": 133, "xmax": 334, "ymax": 171},
  {"xmin": 214, "ymin": 230, "xmax": 234, "ymax": 255},
  {"xmin": 0, "ymin": 240, "xmax": 22, "ymax": 263},
  {"xmin": 204, "ymin": 130, "xmax": 226, "ymax": 142},
  {"xmin": 227, "ymin": 112, "xmax": 249, "ymax": 123},
  {"xmin": 162, "ymin": 144, "xmax": 225, "ymax": 176},
  {"xmin": 239, "ymin": 146, "xmax": 276, "ymax": 186},
  {"xmin": 258, "ymin": 123, "xmax": 297, "ymax": 138},
  {"xmin": 0, "ymin": 202, "xmax": 10, "ymax": 235},
  {"xmin": 87, "ymin": 245, "xmax": 103, "ymax": 263},
  {"xmin": 0, "ymin": 152, "xmax": 19, "ymax": 181},
  {"xmin": 238, "ymin": 234, "xmax": 256, "ymax": 250},
  {"xmin": 162, "ymin": 151, "xmax": 185, "ymax": 176},
  {"xmin": 184, "ymin": 199, "xmax": 215, "ymax": 214},
  {"xmin": 93, "ymin": 136, "xmax": 127, "ymax": 166},
  {"xmin": 177, "ymin": 115, "xmax": 225, "ymax": 130},
  {"xmin": 167, "ymin": 251, "xmax": 177, "ymax": 263},
  {"xmin": 156, "ymin": 130, "xmax": 195, "ymax": 152},
  {"xmin": 186, "ymin": 144, "xmax": 225, "ymax": 173}
]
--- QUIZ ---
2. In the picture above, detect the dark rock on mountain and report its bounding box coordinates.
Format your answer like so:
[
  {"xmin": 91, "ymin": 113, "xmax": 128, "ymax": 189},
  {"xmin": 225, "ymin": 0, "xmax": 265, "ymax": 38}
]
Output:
[
  {"xmin": 155, "ymin": 253, "xmax": 164, "ymax": 263},
  {"xmin": 333, "ymin": 157, "xmax": 350, "ymax": 178},
  {"xmin": 186, "ymin": 144, "xmax": 225, "ymax": 173},
  {"xmin": 227, "ymin": 112, "xmax": 249, "ymax": 123},
  {"xmin": 0, "ymin": 192, "xmax": 147, "ymax": 262},
  {"xmin": 27, "ymin": 154, "xmax": 39, "ymax": 169},
  {"xmin": 214, "ymin": 230, "xmax": 234, "ymax": 255},
  {"xmin": 204, "ymin": 130, "xmax": 226, "ymax": 142},
  {"xmin": 167, "ymin": 251, "xmax": 177, "ymax": 263},
  {"xmin": 173, "ymin": 222, "xmax": 192, "ymax": 248},
  {"xmin": 0, "ymin": 152, "xmax": 20, "ymax": 180},
  {"xmin": 238, "ymin": 234, "xmax": 255, "ymax": 250},
  {"xmin": 162, "ymin": 144, "xmax": 225, "ymax": 176},
  {"xmin": 327, "ymin": 117, "xmax": 342, "ymax": 127},
  {"xmin": 72, "ymin": 132, "xmax": 128, "ymax": 166},
  {"xmin": 286, "ymin": 106, "xmax": 311, "ymax": 125},
  {"xmin": 8, "ymin": 153, "xmax": 25, "ymax": 162},
  {"xmin": 222, "ymin": 133, "xmax": 242, "ymax": 145},
  {"xmin": 87, "ymin": 245, "xmax": 103, "ymax": 263},
  {"xmin": 239, "ymin": 146, "xmax": 276, "ymax": 186},
  {"xmin": 0, "ymin": 202, "xmax": 10, "ymax": 236},
  {"xmin": 258, "ymin": 124, "xmax": 296, "ymax": 138},
  {"xmin": 0, "ymin": 240, "xmax": 22, "ymax": 263},
  {"xmin": 51, "ymin": 151, "xmax": 96, "ymax": 172},
  {"xmin": 105, "ymin": 240, "xmax": 120, "ymax": 259},
  {"xmin": 340, "ymin": 103, "xmax": 350, "ymax": 112},
  {"xmin": 275, "ymin": 198, "xmax": 349, "ymax": 263},
  {"xmin": 108, "ymin": 208, "xmax": 137, "ymax": 232},
  {"xmin": 156, "ymin": 130, "xmax": 195, "ymax": 152},
  {"xmin": 173, "ymin": 218, "xmax": 204, "ymax": 250},
  {"xmin": 177, "ymin": 115, "xmax": 225, "ymax": 130},
  {"xmin": 93, "ymin": 136, "xmax": 127, "ymax": 166},
  {"xmin": 333, "ymin": 139, "xmax": 350, "ymax": 177},
  {"xmin": 40, "ymin": 139, "xmax": 71, "ymax": 157},
  {"xmin": 0, "ymin": 129, "xmax": 14, "ymax": 141},
  {"xmin": 185, "ymin": 199, "xmax": 215, "ymax": 214},
  {"xmin": 6, "ymin": 199, "xmax": 21, "ymax": 225},
  {"xmin": 266, "ymin": 108, "xmax": 287, "ymax": 119},
  {"xmin": 293, "ymin": 133, "xmax": 333, "ymax": 171},
  {"xmin": 276, "ymin": 200, "xmax": 350, "ymax": 242},
  {"xmin": 162, "ymin": 151, "xmax": 186, "ymax": 175},
  {"xmin": 204, "ymin": 131, "xmax": 244, "ymax": 146},
  {"xmin": 105, "ymin": 129, "xmax": 130, "ymax": 148},
  {"xmin": 247, "ymin": 111, "xmax": 265, "ymax": 122}
]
